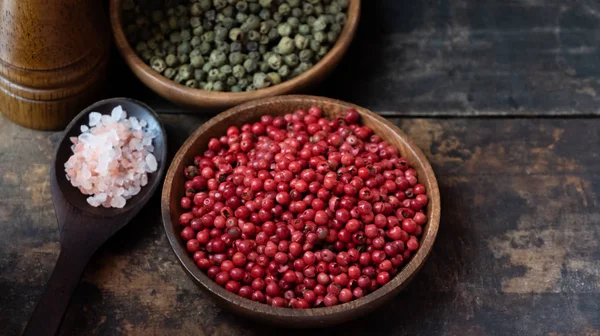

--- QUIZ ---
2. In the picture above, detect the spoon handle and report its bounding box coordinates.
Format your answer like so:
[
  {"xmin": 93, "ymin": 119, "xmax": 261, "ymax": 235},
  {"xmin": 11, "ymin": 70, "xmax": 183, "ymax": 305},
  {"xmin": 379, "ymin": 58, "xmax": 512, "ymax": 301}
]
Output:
[{"xmin": 23, "ymin": 243, "xmax": 96, "ymax": 336}]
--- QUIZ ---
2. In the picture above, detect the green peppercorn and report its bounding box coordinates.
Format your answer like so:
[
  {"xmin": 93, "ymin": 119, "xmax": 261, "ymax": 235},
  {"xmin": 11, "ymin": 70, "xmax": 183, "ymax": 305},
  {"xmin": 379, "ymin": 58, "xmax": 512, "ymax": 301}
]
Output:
[
  {"xmin": 154, "ymin": 48, "xmax": 167, "ymax": 57},
  {"xmin": 327, "ymin": 31, "xmax": 338, "ymax": 44},
  {"xmin": 221, "ymin": 17, "xmax": 235, "ymax": 29},
  {"xmin": 337, "ymin": 0, "xmax": 349, "ymax": 9},
  {"xmin": 259, "ymin": 8, "xmax": 271, "ymax": 20},
  {"xmin": 193, "ymin": 26, "xmax": 205, "ymax": 36},
  {"xmin": 222, "ymin": 6, "xmax": 234, "ymax": 17},
  {"xmin": 248, "ymin": 51, "xmax": 261, "ymax": 60},
  {"xmin": 216, "ymin": 72, "xmax": 227, "ymax": 82},
  {"xmin": 294, "ymin": 34, "xmax": 308, "ymax": 49},
  {"xmin": 167, "ymin": 44, "xmax": 177, "ymax": 54},
  {"xmin": 273, "ymin": 12, "xmax": 283, "ymax": 23},
  {"xmin": 178, "ymin": 16, "xmax": 189, "ymax": 29},
  {"xmin": 157, "ymin": 21, "xmax": 169, "ymax": 34},
  {"xmin": 242, "ymin": 15, "xmax": 260, "ymax": 32},
  {"xmin": 186, "ymin": 79, "xmax": 198, "ymax": 88},
  {"xmin": 314, "ymin": 31, "xmax": 326, "ymax": 43},
  {"xmin": 169, "ymin": 32, "xmax": 181, "ymax": 44},
  {"xmin": 150, "ymin": 57, "xmax": 167, "ymax": 73},
  {"xmin": 227, "ymin": 52, "xmax": 243, "ymax": 65},
  {"xmin": 245, "ymin": 84, "xmax": 256, "ymax": 91},
  {"xmin": 166, "ymin": 7, "xmax": 175, "ymax": 17},
  {"xmin": 194, "ymin": 69, "xmax": 205, "ymax": 81},
  {"xmin": 161, "ymin": 40, "xmax": 171, "ymax": 50},
  {"xmin": 213, "ymin": 81, "xmax": 225, "ymax": 91},
  {"xmin": 267, "ymin": 72, "xmax": 281, "ymax": 85},
  {"xmin": 303, "ymin": 3, "xmax": 314, "ymax": 15},
  {"xmin": 226, "ymin": 76, "xmax": 237, "ymax": 86},
  {"xmin": 259, "ymin": 35, "xmax": 269, "ymax": 45},
  {"xmin": 287, "ymin": 17, "xmax": 300, "ymax": 28},
  {"xmin": 232, "ymin": 64, "xmax": 246, "ymax": 78},
  {"xmin": 313, "ymin": 17, "xmax": 327, "ymax": 32},
  {"xmin": 198, "ymin": 0, "xmax": 210, "ymax": 9},
  {"xmin": 197, "ymin": 42, "xmax": 210, "ymax": 55},
  {"xmin": 230, "ymin": 42, "xmax": 243, "ymax": 52},
  {"xmin": 267, "ymin": 54, "xmax": 282, "ymax": 70},
  {"xmin": 176, "ymin": 5, "xmax": 188, "ymax": 16},
  {"xmin": 298, "ymin": 24, "xmax": 310, "ymax": 35},
  {"xmin": 165, "ymin": 54, "xmax": 177, "ymax": 67},
  {"xmin": 307, "ymin": 16, "xmax": 316, "ymax": 26},
  {"xmin": 178, "ymin": 64, "xmax": 193, "ymax": 81},
  {"xmin": 277, "ymin": 64, "xmax": 290, "ymax": 77},
  {"xmin": 164, "ymin": 67, "xmax": 176, "ymax": 79},
  {"xmin": 202, "ymin": 62, "xmax": 213, "ymax": 72},
  {"xmin": 176, "ymin": 41, "xmax": 190, "ymax": 55},
  {"xmin": 208, "ymin": 68, "xmax": 220, "ymax": 81},
  {"xmin": 299, "ymin": 49, "xmax": 313, "ymax": 62},
  {"xmin": 282, "ymin": 53, "xmax": 298, "ymax": 67},
  {"xmin": 291, "ymin": 62, "xmax": 310, "ymax": 77},
  {"xmin": 168, "ymin": 16, "xmax": 178, "ymax": 30},
  {"xmin": 259, "ymin": 20, "xmax": 273, "ymax": 34},
  {"xmin": 202, "ymin": 81, "xmax": 214, "ymax": 91},
  {"xmin": 178, "ymin": 54, "xmax": 190, "ymax": 64},
  {"xmin": 277, "ymin": 23, "xmax": 292, "ymax": 36},
  {"xmin": 247, "ymin": 30, "xmax": 260, "ymax": 41},
  {"xmin": 189, "ymin": 55, "xmax": 204, "ymax": 68},
  {"xmin": 236, "ymin": 12, "xmax": 248, "ymax": 24},
  {"xmin": 201, "ymin": 31, "xmax": 215, "ymax": 42},
  {"xmin": 219, "ymin": 64, "xmax": 233, "ymax": 75},
  {"xmin": 246, "ymin": 41, "xmax": 259, "ymax": 51},
  {"xmin": 228, "ymin": 28, "xmax": 243, "ymax": 41},
  {"xmin": 328, "ymin": 3, "xmax": 342, "ymax": 14},
  {"xmin": 147, "ymin": 39, "xmax": 158, "ymax": 50},
  {"xmin": 213, "ymin": 0, "xmax": 227, "ymax": 10},
  {"xmin": 259, "ymin": 0, "xmax": 272, "ymax": 8},
  {"xmin": 238, "ymin": 77, "xmax": 249, "ymax": 88},
  {"xmin": 189, "ymin": 36, "xmax": 201, "ymax": 47},
  {"xmin": 135, "ymin": 41, "xmax": 148, "ymax": 53},
  {"xmin": 209, "ymin": 50, "xmax": 227, "ymax": 67},
  {"xmin": 317, "ymin": 45, "xmax": 329, "ymax": 57},
  {"xmin": 244, "ymin": 58, "xmax": 258, "ymax": 72},
  {"xmin": 235, "ymin": 1, "xmax": 248, "ymax": 12},
  {"xmin": 231, "ymin": 85, "xmax": 242, "ymax": 92},
  {"xmin": 190, "ymin": 17, "xmax": 201, "ymax": 29},
  {"xmin": 259, "ymin": 61, "xmax": 270, "ymax": 72},
  {"xmin": 314, "ymin": 4, "xmax": 324, "ymax": 15},
  {"xmin": 309, "ymin": 38, "xmax": 320, "ymax": 51},
  {"xmin": 268, "ymin": 28, "xmax": 279, "ymax": 41},
  {"xmin": 330, "ymin": 23, "xmax": 342, "ymax": 33},
  {"xmin": 277, "ymin": 36, "xmax": 295, "ymax": 55},
  {"xmin": 291, "ymin": 7, "xmax": 303, "ymax": 18},
  {"xmin": 215, "ymin": 25, "xmax": 228, "ymax": 41},
  {"xmin": 335, "ymin": 12, "xmax": 347, "ymax": 25},
  {"xmin": 253, "ymin": 72, "xmax": 269, "ymax": 89},
  {"xmin": 278, "ymin": 3, "xmax": 291, "ymax": 16},
  {"xmin": 249, "ymin": 3, "xmax": 261, "ymax": 13}
]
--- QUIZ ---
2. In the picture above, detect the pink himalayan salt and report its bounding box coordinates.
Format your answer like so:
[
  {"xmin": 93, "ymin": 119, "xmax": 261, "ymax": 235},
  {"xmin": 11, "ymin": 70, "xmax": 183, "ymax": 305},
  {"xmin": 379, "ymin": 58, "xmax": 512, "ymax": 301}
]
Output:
[{"xmin": 64, "ymin": 106, "xmax": 157, "ymax": 208}]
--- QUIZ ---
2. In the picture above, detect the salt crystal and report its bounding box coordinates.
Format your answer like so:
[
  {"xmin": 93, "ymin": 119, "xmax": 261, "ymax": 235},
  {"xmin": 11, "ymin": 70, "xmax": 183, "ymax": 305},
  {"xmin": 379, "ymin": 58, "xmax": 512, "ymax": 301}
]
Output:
[
  {"xmin": 111, "ymin": 105, "xmax": 125, "ymax": 121},
  {"xmin": 89, "ymin": 112, "xmax": 101, "ymax": 126},
  {"xmin": 64, "ymin": 105, "xmax": 156, "ymax": 208},
  {"xmin": 110, "ymin": 196, "xmax": 126, "ymax": 208},
  {"xmin": 145, "ymin": 154, "xmax": 157, "ymax": 172}
]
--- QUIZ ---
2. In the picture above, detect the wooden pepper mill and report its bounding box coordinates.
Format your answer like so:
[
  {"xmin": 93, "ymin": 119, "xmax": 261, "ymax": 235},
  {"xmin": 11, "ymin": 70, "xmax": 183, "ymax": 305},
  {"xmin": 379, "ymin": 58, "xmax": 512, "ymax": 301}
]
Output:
[{"xmin": 0, "ymin": 0, "xmax": 110, "ymax": 130}]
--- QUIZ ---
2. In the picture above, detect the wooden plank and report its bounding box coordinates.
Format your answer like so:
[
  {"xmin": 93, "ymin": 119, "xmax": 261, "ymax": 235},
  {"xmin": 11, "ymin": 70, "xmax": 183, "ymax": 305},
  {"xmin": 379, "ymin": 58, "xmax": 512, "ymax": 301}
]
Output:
[
  {"xmin": 110, "ymin": 0, "xmax": 600, "ymax": 116},
  {"xmin": 0, "ymin": 115, "xmax": 598, "ymax": 335}
]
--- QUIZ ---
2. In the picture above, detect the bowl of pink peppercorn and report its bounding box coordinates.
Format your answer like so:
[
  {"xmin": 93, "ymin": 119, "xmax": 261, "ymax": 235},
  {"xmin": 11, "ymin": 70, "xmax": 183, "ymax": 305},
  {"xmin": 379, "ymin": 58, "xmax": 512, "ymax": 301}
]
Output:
[{"xmin": 161, "ymin": 95, "xmax": 440, "ymax": 327}]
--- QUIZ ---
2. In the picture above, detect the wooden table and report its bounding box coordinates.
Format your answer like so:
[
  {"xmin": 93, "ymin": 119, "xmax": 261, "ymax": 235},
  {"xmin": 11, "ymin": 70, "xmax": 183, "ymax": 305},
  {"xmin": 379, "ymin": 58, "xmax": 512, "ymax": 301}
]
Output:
[{"xmin": 1, "ymin": 1, "xmax": 599, "ymax": 335}]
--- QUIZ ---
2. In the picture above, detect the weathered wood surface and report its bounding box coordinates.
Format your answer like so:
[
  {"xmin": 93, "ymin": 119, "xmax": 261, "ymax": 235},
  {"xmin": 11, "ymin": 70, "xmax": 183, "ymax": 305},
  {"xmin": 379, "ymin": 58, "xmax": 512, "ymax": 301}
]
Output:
[
  {"xmin": 112, "ymin": 0, "xmax": 600, "ymax": 116},
  {"xmin": 1, "ymin": 114, "xmax": 599, "ymax": 335}
]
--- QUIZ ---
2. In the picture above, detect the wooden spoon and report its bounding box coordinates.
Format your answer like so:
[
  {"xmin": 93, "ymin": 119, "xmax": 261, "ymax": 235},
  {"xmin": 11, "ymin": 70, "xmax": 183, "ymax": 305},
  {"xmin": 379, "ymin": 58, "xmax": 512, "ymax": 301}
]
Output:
[{"xmin": 23, "ymin": 98, "xmax": 167, "ymax": 336}]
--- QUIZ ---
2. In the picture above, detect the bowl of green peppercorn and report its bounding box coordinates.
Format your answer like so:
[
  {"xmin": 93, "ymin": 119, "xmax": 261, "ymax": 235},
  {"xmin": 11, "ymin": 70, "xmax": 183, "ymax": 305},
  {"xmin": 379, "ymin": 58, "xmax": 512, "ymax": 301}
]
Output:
[{"xmin": 110, "ymin": 0, "xmax": 360, "ymax": 111}]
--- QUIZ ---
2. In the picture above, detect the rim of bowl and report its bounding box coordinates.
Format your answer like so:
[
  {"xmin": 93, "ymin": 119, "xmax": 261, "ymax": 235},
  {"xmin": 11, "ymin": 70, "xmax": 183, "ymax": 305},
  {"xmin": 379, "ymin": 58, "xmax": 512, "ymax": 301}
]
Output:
[
  {"xmin": 161, "ymin": 95, "xmax": 441, "ymax": 320},
  {"xmin": 109, "ymin": 0, "xmax": 361, "ymax": 107}
]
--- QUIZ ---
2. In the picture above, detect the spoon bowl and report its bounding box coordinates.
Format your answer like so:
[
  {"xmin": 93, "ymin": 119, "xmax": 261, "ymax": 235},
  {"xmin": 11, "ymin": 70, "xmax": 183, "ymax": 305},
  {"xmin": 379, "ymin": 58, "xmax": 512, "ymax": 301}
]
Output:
[{"xmin": 23, "ymin": 98, "xmax": 167, "ymax": 336}]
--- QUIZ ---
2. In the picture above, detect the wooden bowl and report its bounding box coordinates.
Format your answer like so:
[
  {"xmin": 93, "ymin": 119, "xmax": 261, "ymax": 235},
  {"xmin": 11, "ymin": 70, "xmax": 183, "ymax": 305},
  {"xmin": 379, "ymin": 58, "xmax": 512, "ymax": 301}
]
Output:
[
  {"xmin": 161, "ymin": 95, "xmax": 441, "ymax": 327},
  {"xmin": 109, "ymin": 0, "xmax": 360, "ymax": 111}
]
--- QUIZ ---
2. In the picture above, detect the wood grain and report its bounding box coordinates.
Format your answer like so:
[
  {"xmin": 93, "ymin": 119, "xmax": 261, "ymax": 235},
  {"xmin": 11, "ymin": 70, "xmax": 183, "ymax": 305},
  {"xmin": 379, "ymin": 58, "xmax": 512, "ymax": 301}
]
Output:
[
  {"xmin": 109, "ymin": 0, "xmax": 360, "ymax": 111},
  {"xmin": 0, "ymin": 0, "xmax": 110, "ymax": 130},
  {"xmin": 22, "ymin": 98, "xmax": 168, "ymax": 335},
  {"xmin": 0, "ymin": 114, "xmax": 599, "ymax": 335},
  {"xmin": 161, "ymin": 95, "xmax": 440, "ymax": 327}
]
